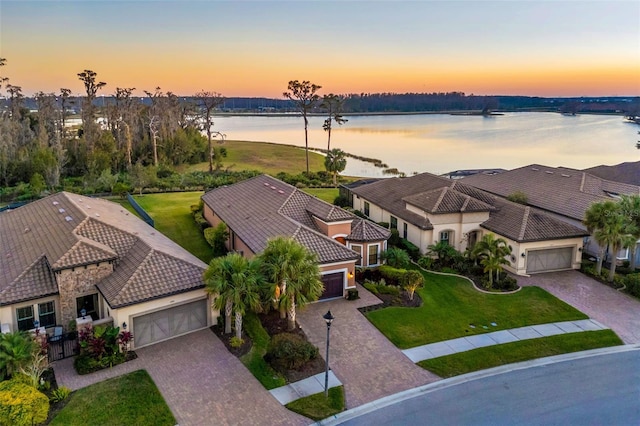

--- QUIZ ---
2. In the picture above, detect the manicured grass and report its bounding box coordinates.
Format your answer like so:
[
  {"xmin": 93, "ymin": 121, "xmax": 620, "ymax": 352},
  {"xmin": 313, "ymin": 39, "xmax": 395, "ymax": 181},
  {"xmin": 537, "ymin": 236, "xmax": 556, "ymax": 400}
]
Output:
[
  {"xmin": 185, "ymin": 140, "xmax": 326, "ymax": 176},
  {"xmin": 286, "ymin": 386, "xmax": 345, "ymax": 421},
  {"xmin": 241, "ymin": 312, "xmax": 286, "ymax": 389},
  {"xmin": 50, "ymin": 370, "xmax": 175, "ymax": 426},
  {"xmin": 128, "ymin": 192, "xmax": 213, "ymax": 264},
  {"xmin": 302, "ymin": 187, "xmax": 339, "ymax": 203},
  {"xmin": 366, "ymin": 271, "xmax": 588, "ymax": 349},
  {"xmin": 419, "ymin": 330, "xmax": 623, "ymax": 378}
]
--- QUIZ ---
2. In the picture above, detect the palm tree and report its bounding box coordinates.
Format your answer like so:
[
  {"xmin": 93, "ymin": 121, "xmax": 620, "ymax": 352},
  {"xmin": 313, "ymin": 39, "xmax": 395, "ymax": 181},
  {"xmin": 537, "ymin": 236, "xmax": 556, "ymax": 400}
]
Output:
[
  {"xmin": 283, "ymin": 80, "xmax": 322, "ymax": 174},
  {"xmin": 381, "ymin": 247, "xmax": 410, "ymax": 269},
  {"xmin": 593, "ymin": 210, "xmax": 629, "ymax": 282},
  {"xmin": 204, "ymin": 253, "xmax": 263, "ymax": 336},
  {"xmin": 427, "ymin": 240, "xmax": 457, "ymax": 267},
  {"xmin": 0, "ymin": 331, "xmax": 37, "ymax": 380},
  {"xmin": 321, "ymin": 94, "xmax": 348, "ymax": 152},
  {"xmin": 620, "ymin": 195, "xmax": 640, "ymax": 271},
  {"xmin": 259, "ymin": 237, "xmax": 323, "ymax": 330},
  {"xmin": 471, "ymin": 233, "xmax": 512, "ymax": 287},
  {"xmin": 584, "ymin": 201, "xmax": 621, "ymax": 275},
  {"xmin": 324, "ymin": 148, "xmax": 347, "ymax": 187}
]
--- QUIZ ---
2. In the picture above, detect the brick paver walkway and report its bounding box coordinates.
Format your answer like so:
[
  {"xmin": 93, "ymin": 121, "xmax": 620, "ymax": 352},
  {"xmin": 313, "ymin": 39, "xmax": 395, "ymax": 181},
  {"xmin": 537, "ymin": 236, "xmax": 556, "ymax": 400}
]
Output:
[
  {"xmin": 53, "ymin": 329, "xmax": 307, "ymax": 426},
  {"xmin": 296, "ymin": 284, "xmax": 440, "ymax": 409},
  {"xmin": 517, "ymin": 270, "xmax": 640, "ymax": 344}
]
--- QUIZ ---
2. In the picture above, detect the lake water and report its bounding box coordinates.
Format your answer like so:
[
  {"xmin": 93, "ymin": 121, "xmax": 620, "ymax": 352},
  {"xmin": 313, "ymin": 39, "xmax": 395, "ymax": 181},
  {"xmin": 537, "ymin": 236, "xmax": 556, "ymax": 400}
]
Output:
[{"xmin": 212, "ymin": 112, "xmax": 639, "ymax": 177}]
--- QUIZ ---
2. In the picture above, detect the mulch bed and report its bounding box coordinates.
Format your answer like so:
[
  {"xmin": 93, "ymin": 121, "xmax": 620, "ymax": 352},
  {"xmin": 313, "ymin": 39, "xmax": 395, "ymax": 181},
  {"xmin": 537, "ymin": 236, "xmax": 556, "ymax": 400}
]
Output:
[
  {"xmin": 358, "ymin": 291, "xmax": 422, "ymax": 314},
  {"xmin": 212, "ymin": 311, "xmax": 325, "ymax": 384}
]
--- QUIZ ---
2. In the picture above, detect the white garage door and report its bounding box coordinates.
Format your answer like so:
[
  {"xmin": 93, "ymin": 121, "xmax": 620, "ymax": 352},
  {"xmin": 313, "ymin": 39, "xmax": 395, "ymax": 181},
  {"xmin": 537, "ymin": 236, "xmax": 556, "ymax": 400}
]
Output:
[
  {"xmin": 133, "ymin": 299, "xmax": 208, "ymax": 348},
  {"xmin": 526, "ymin": 247, "xmax": 574, "ymax": 274}
]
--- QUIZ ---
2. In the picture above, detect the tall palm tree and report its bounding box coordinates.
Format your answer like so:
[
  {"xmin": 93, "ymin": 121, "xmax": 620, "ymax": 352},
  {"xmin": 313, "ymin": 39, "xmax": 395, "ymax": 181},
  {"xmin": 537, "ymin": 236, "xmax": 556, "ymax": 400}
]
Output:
[
  {"xmin": 283, "ymin": 80, "xmax": 322, "ymax": 174},
  {"xmin": 204, "ymin": 253, "xmax": 263, "ymax": 336},
  {"xmin": 471, "ymin": 233, "xmax": 512, "ymax": 287},
  {"xmin": 584, "ymin": 201, "xmax": 621, "ymax": 275},
  {"xmin": 620, "ymin": 195, "xmax": 640, "ymax": 271},
  {"xmin": 321, "ymin": 94, "xmax": 348, "ymax": 152},
  {"xmin": 324, "ymin": 148, "xmax": 347, "ymax": 187},
  {"xmin": 594, "ymin": 210, "xmax": 629, "ymax": 282},
  {"xmin": 259, "ymin": 237, "xmax": 323, "ymax": 330}
]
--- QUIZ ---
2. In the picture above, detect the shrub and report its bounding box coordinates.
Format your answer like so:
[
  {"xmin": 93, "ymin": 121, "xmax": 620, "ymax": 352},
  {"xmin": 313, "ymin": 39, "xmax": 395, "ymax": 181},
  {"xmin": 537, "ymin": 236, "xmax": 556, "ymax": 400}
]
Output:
[
  {"xmin": 204, "ymin": 222, "xmax": 229, "ymax": 257},
  {"xmin": 381, "ymin": 247, "xmax": 410, "ymax": 269},
  {"xmin": 0, "ymin": 380, "xmax": 49, "ymax": 426},
  {"xmin": 399, "ymin": 238, "xmax": 421, "ymax": 261},
  {"xmin": 193, "ymin": 211, "xmax": 211, "ymax": 232},
  {"xmin": 388, "ymin": 228, "xmax": 401, "ymax": 247},
  {"xmin": 49, "ymin": 386, "xmax": 72, "ymax": 403},
  {"xmin": 266, "ymin": 333, "xmax": 318, "ymax": 370},
  {"xmin": 624, "ymin": 273, "xmax": 640, "ymax": 297},
  {"xmin": 377, "ymin": 222, "xmax": 390, "ymax": 229},
  {"xmin": 333, "ymin": 195, "xmax": 350, "ymax": 207},
  {"xmin": 229, "ymin": 336, "xmax": 244, "ymax": 348},
  {"xmin": 363, "ymin": 281, "xmax": 379, "ymax": 294},
  {"xmin": 379, "ymin": 264, "xmax": 407, "ymax": 286},
  {"xmin": 417, "ymin": 256, "xmax": 434, "ymax": 270}
]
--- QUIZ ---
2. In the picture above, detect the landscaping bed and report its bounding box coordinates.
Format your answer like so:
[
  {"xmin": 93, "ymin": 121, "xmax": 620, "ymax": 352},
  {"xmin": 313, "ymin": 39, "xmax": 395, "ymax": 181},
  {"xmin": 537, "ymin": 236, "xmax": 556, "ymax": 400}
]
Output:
[{"xmin": 212, "ymin": 311, "xmax": 325, "ymax": 386}]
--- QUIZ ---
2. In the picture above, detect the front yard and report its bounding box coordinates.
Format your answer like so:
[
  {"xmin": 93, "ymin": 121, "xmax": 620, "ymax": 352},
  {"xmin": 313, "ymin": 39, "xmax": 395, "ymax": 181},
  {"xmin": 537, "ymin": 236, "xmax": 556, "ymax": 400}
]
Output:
[
  {"xmin": 50, "ymin": 370, "xmax": 175, "ymax": 426},
  {"xmin": 366, "ymin": 271, "xmax": 589, "ymax": 349}
]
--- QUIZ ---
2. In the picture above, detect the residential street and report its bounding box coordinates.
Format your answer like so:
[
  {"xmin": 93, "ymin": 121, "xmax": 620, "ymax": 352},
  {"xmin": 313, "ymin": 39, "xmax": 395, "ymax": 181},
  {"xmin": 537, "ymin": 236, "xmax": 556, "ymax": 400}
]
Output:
[{"xmin": 330, "ymin": 347, "xmax": 640, "ymax": 426}]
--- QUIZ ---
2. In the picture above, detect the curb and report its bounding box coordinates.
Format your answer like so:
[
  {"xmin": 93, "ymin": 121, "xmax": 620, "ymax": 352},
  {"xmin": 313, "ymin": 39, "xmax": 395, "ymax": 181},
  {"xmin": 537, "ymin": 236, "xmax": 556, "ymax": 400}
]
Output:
[{"xmin": 315, "ymin": 344, "xmax": 640, "ymax": 425}]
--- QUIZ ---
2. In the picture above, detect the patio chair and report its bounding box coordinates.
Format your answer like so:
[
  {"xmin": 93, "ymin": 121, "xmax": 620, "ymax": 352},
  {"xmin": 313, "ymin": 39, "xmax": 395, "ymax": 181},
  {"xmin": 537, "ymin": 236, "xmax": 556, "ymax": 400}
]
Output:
[{"xmin": 48, "ymin": 326, "xmax": 63, "ymax": 342}]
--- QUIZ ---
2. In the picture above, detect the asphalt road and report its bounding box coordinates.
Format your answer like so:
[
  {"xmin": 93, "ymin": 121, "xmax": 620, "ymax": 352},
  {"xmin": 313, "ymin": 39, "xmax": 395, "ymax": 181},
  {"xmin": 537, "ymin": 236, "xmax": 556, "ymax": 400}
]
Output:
[{"xmin": 337, "ymin": 348, "xmax": 640, "ymax": 426}]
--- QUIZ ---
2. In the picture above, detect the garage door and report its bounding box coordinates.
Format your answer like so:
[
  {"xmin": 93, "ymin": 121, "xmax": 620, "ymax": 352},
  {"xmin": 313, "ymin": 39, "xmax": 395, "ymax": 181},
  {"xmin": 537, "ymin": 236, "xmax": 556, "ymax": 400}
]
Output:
[
  {"xmin": 526, "ymin": 247, "xmax": 574, "ymax": 274},
  {"xmin": 321, "ymin": 272, "xmax": 345, "ymax": 300},
  {"xmin": 133, "ymin": 299, "xmax": 208, "ymax": 348}
]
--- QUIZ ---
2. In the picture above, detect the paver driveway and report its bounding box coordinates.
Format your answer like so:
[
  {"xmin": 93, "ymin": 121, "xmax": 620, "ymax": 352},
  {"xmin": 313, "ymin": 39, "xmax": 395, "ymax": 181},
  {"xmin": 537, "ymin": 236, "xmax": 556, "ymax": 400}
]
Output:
[
  {"xmin": 55, "ymin": 329, "xmax": 307, "ymax": 426},
  {"xmin": 296, "ymin": 284, "xmax": 440, "ymax": 409},
  {"xmin": 517, "ymin": 270, "xmax": 640, "ymax": 344}
]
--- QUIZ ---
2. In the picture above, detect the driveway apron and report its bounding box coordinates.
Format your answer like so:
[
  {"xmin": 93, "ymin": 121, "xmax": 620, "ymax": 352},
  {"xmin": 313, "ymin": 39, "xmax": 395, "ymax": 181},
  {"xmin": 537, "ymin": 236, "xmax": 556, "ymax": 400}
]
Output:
[
  {"xmin": 517, "ymin": 270, "xmax": 640, "ymax": 344},
  {"xmin": 296, "ymin": 285, "xmax": 440, "ymax": 408}
]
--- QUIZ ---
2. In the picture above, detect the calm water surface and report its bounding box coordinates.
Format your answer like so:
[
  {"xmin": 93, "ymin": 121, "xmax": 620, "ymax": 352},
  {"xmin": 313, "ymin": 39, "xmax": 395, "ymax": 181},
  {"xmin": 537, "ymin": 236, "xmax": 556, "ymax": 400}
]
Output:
[{"xmin": 213, "ymin": 112, "xmax": 638, "ymax": 177}]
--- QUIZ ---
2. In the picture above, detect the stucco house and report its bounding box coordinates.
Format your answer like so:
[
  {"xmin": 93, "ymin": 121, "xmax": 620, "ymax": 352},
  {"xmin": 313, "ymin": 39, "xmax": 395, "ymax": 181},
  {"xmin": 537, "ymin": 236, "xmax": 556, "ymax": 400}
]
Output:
[
  {"xmin": 462, "ymin": 164, "xmax": 640, "ymax": 265},
  {"xmin": 0, "ymin": 192, "xmax": 213, "ymax": 349},
  {"xmin": 201, "ymin": 174, "xmax": 391, "ymax": 299},
  {"xmin": 344, "ymin": 172, "xmax": 589, "ymax": 275}
]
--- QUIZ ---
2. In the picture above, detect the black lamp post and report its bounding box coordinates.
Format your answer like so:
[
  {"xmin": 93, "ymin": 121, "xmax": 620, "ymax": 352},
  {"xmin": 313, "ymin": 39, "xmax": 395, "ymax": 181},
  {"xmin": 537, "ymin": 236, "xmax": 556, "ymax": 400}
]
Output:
[{"xmin": 323, "ymin": 310, "xmax": 335, "ymax": 397}]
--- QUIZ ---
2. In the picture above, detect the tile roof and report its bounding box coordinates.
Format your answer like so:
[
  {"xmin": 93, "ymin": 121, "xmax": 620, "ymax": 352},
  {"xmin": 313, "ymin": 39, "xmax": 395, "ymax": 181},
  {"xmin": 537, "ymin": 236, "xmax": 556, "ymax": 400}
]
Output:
[
  {"xmin": 585, "ymin": 161, "xmax": 640, "ymax": 186},
  {"xmin": 402, "ymin": 187, "xmax": 495, "ymax": 214},
  {"xmin": 347, "ymin": 218, "xmax": 392, "ymax": 242},
  {"xmin": 0, "ymin": 192, "xmax": 206, "ymax": 307},
  {"xmin": 201, "ymin": 175, "xmax": 385, "ymax": 264},
  {"xmin": 462, "ymin": 164, "xmax": 640, "ymax": 221},
  {"xmin": 350, "ymin": 172, "xmax": 588, "ymax": 243}
]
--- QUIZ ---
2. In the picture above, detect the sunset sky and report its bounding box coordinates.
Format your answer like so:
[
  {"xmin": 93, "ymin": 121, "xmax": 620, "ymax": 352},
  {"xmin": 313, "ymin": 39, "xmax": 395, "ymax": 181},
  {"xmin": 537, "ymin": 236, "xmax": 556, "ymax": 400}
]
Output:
[{"xmin": 1, "ymin": 0, "xmax": 638, "ymax": 98}]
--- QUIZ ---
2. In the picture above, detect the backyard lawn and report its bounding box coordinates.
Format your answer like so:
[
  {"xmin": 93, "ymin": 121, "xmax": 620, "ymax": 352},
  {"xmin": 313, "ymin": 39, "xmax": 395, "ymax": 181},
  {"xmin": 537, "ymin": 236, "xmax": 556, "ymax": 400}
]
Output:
[
  {"xmin": 366, "ymin": 270, "xmax": 589, "ymax": 349},
  {"xmin": 50, "ymin": 370, "xmax": 175, "ymax": 426},
  {"xmin": 302, "ymin": 187, "xmax": 339, "ymax": 203},
  {"xmin": 127, "ymin": 192, "xmax": 213, "ymax": 264}
]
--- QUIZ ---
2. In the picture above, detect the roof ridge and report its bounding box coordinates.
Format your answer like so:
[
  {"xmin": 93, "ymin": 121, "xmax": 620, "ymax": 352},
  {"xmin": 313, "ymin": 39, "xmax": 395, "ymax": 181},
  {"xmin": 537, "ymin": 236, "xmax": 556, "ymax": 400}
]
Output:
[
  {"xmin": 6, "ymin": 254, "xmax": 48, "ymax": 292},
  {"xmin": 580, "ymin": 172, "xmax": 586, "ymax": 192},
  {"xmin": 460, "ymin": 194, "xmax": 471, "ymax": 212},
  {"xmin": 518, "ymin": 206, "xmax": 530, "ymax": 240},
  {"xmin": 432, "ymin": 187, "xmax": 448, "ymax": 212}
]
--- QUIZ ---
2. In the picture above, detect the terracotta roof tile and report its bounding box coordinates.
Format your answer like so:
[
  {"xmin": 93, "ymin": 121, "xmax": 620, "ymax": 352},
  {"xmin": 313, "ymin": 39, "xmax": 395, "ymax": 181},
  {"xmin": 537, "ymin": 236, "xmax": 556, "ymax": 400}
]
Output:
[
  {"xmin": 0, "ymin": 256, "xmax": 58, "ymax": 306},
  {"xmin": 403, "ymin": 187, "xmax": 495, "ymax": 214},
  {"xmin": 347, "ymin": 218, "xmax": 392, "ymax": 242}
]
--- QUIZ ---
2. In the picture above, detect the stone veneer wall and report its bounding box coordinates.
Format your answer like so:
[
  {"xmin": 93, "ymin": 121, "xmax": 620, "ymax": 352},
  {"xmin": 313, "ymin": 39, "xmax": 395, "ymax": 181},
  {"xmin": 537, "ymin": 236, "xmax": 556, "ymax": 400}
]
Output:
[{"xmin": 56, "ymin": 263, "xmax": 113, "ymax": 327}]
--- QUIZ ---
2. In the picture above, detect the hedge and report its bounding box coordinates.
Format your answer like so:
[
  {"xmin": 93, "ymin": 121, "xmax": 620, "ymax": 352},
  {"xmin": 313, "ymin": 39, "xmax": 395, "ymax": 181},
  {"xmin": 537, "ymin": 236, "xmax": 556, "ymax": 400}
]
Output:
[{"xmin": 0, "ymin": 380, "xmax": 49, "ymax": 426}]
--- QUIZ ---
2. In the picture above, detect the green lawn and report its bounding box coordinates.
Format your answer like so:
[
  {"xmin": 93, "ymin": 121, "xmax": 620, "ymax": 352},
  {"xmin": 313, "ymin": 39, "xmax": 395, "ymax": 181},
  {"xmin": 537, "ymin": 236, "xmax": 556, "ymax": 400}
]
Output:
[
  {"xmin": 286, "ymin": 386, "xmax": 345, "ymax": 421},
  {"xmin": 302, "ymin": 187, "xmax": 339, "ymax": 203},
  {"xmin": 128, "ymin": 192, "xmax": 213, "ymax": 264},
  {"xmin": 366, "ymin": 271, "xmax": 588, "ymax": 349},
  {"xmin": 50, "ymin": 370, "xmax": 175, "ymax": 426},
  {"xmin": 419, "ymin": 330, "xmax": 623, "ymax": 377},
  {"xmin": 184, "ymin": 140, "xmax": 326, "ymax": 176}
]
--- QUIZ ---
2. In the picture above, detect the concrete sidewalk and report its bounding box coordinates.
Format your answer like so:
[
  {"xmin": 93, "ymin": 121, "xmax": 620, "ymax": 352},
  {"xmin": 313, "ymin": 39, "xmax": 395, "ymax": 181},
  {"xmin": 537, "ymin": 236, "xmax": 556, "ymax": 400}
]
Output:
[
  {"xmin": 270, "ymin": 371, "xmax": 342, "ymax": 405},
  {"xmin": 403, "ymin": 319, "xmax": 609, "ymax": 363}
]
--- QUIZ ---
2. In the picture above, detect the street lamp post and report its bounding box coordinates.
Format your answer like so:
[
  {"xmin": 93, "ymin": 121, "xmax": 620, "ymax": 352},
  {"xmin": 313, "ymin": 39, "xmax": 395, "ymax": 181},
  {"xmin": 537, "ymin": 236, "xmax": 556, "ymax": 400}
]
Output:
[{"xmin": 323, "ymin": 310, "xmax": 335, "ymax": 397}]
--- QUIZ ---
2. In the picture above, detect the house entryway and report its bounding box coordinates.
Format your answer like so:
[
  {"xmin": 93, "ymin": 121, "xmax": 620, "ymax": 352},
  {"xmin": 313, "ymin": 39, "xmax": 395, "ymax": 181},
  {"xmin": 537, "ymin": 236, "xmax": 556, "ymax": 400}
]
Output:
[
  {"xmin": 132, "ymin": 299, "xmax": 208, "ymax": 348},
  {"xmin": 48, "ymin": 331, "xmax": 79, "ymax": 362},
  {"xmin": 526, "ymin": 247, "xmax": 573, "ymax": 274}
]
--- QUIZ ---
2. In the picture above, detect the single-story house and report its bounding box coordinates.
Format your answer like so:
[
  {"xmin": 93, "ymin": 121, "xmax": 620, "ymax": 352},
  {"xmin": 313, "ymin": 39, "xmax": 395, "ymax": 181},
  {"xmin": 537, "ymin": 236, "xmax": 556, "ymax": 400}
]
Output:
[
  {"xmin": 462, "ymin": 164, "xmax": 640, "ymax": 264},
  {"xmin": 344, "ymin": 172, "xmax": 589, "ymax": 275},
  {"xmin": 201, "ymin": 174, "xmax": 391, "ymax": 299},
  {"xmin": 0, "ymin": 192, "xmax": 213, "ymax": 349}
]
